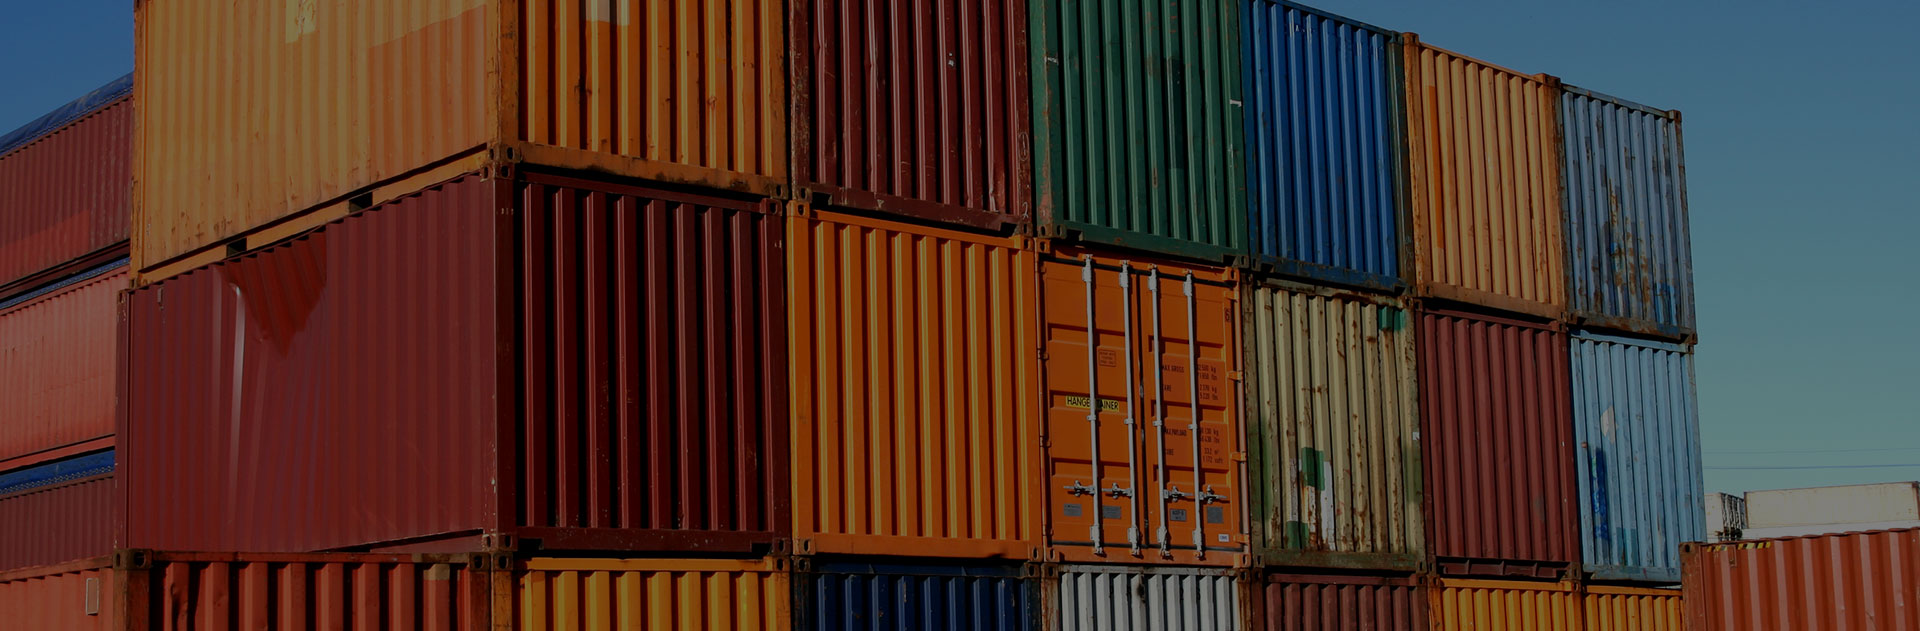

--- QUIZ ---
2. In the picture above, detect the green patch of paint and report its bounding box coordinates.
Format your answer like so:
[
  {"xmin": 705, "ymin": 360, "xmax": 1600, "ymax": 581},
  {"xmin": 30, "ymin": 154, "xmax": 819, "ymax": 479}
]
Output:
[
  {"xmin": 1299, "ymin": 447, "xmax": 1327, "ymax": 488},
  {"xmin": 1378, "ymin": 306, "xmax": 1406, "ymax": 332},
  {"xmin": 1284, "ymin": 521, "xmax": 1309, "ymax": 549}
]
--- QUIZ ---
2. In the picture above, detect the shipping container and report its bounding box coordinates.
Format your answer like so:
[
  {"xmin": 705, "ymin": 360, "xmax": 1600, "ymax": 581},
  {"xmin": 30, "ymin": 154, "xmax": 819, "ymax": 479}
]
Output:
[
  {"xmin": 123, "ymin": 170, "xmax": 789, "ymax": 554},
  {"xmin": 1571, "ymin": 332, "xmax": 1702, "ymax": 583},
  {"xmin": 1245, "ymin": 281, "xmax": 1421, "ymax": 570},
  {"xmin": 1040, "ymin": 249, "xmax": 1248, "ymax": 566},
  {"xmin": 0, "ymin": 452, "xmax": 115, "ymax": 572},
  {"xmin": 1049, "ymin": 564, "xmax": 1243, "ymax": 631},
  {"xmin": 134, "ymin": 0, "xmax": 787, "ymax": 283},
  {"xmin": 0, "ymin": 265, "xmax": 123, "ymax": 465},
  {"xmin": 0, "ymin": 74, "xmax": 130, "ymax": 295},
  {"xmin": 1256, "ymin": 572, "xmax": 1423, "ymax": 631},
  {"xmin": 514, "ymin": 557, "xmax": 789, "ymax": 630},
  {"xmin": 1584, "ymin": 585, "xmax": 1684, "ymax": 631},
  {"xmin": 788, "ymin": 206, "xmax": 1043, "ymax": 559},
  {"xmin": 1561, "ymin": 86, "xmax": 1693, "ymax": 340},
  {"xmin": 1029, "ymin": 0, "xmax": 1246, "ymax": 262},
  {"xmin": 0, "ymin": 558, "xmax": 119, "ymax": 630},
  {"xmin": 1417, "ymin": 308, "xmax": 1576, "ymax": 577},
  {"xmin": 1242, "ymin": 1, "xmax": 1404, "ymax": 290},
  {"xmin": 791, "ymin": 0, "xmax": 1032, "ymax": 232},
  {"xmin": 1430, "ymin": 578, "xmax": 1582, "ymax": 630},
  {"xmin": 1743, "ymin": 482, "xmax": 1920, "ymax": 539},
  {"xmin": 1683, "ymin": 529, "xmax": 1920, "ymax": 630},
  {"xmin": 1403, "ymin": 37, "xmax": 1564, "ymax": 319},
  {"xmin": 799, "ymin": 560, "xmax": 1035, "ymax": 631}
]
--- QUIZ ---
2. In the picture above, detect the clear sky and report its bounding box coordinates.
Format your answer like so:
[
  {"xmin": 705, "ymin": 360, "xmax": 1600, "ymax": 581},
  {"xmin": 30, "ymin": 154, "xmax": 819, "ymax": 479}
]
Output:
[{"xmin": 2, "ymin": 2, "xmax": 1914, "ymax": 497}]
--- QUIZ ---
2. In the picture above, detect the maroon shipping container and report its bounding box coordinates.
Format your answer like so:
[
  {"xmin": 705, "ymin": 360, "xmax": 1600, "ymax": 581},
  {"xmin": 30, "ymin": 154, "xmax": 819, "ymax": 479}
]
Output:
[
  {"xmin": 790, "ymin": 0, "xmax": 1031, "ymax": 231},
  {"xmin": 1417, "ymin": 308, "xmax": 1578, "ymax": 577},
  {"xmin": 0, "ymin": 474, "xmax": 114, "ymax": 572},
  {"xmin": 0, "ymin": 266, "xmax": 124, "ymax": 466},
  {"xmin": 0, "ymin": 87, "xmax": 130, "ymax": 294},
  {"xmin": 121, "ymin": 170, "xmax": 788, "ymax": 554},
  {"xmin": 1258, "ymin": 572, "xmax": 1426, "ymax": 630}
]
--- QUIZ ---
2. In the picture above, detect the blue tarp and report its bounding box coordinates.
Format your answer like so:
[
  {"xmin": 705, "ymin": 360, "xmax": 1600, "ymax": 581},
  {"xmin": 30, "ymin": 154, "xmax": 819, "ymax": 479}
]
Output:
[
  {"xmin": 0, "ymin": 73, "xmax": 133, "ymax": 160},
  {"xmin": 0, "ymin": 450, "xmax": 114, "ymax": 497}
]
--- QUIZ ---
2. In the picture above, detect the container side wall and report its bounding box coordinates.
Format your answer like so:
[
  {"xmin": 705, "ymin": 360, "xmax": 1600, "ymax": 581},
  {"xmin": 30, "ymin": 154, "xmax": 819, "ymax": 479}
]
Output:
[
  {"xmin": 1584, "ymin": 586, "xmax": 1684, "ymax": 631},
  {"xmin": 0, "ymin": 97, "xmax": 130, "ymax": 290},
  {"xmin": 0, "ymin": 564, "xmax": 115, "ymax": 631},
  {"xmin": 1404, "ymin": 42, "xmax": 1564, "ymax": 317},
  {"xmin": 0, "ymin": 476, "xmax": 114, "ymax": 572},
  {"xmin": 1430, "ymin": 579, "xmax": 1581, "ymax": 630},
  {"xmin": 1244, "ymin": 2, "xmax": 1401, "ymax": 288},
  {"xmin": 1055, "ymin": 565, "xmax": 1241, "ymax": 631},
  {"xmin": 0, "ymin": 268, "xmax": 124, "ymax": 463},
  {"xmin": 788, "ymin": 210, "xmax": 1041, "ymax": 558},
  {"xmin": 1030, "ymin": 0, "xmax": 1246, "ymax": 260},
  {"xmin": 1560, "ymin": 88, "xmax": 1692, "ymax": 338},
  {"xmin": 805, "ymin": 562, "xmax": 1032, "ymax": 631},
  {"xmin": 515, "ymin": 558, "xmax": 788, "ymax": 630},
  {"xmin": 1247, "ymin": 285, "xmax": 1421, "ymax": 567},
  {"xmin": 145, "ymin": 555, "xmax": 488, "ymax": 630},
  {"xmin": 1260, "ymin": 574, "xmax": 1423, "ymax": 631},
  {"xmin": 1571, "ymin": 333, "xmax": 1702, "ymax": 582},
  {"xmin": 1682, "ymin": 530, "xmax": 1920, "ymax": 631}
]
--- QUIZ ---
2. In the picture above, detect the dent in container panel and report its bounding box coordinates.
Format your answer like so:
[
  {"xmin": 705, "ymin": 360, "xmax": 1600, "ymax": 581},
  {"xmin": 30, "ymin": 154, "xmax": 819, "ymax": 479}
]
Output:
[
  {"xmin": 799, "ymin": 560, "xmax": 1034, "ymax": 631},
  {"xmin": 0, "ymin": 75, "xmax": 130, "ymax": 293},
  {"xmin": 1561, "ymin": 86, "xmax": 1694, "ymax": 340},
  {"xmin": 1050, "ymin": 564, "xmax": 1242, "ymax": 631},
  {"xmin": 787, "ymin": 206, "xmax": 1043, "ymax": 560},
  {"xmin": 1257, "ymin": 572, "xmax": 1423, "ymax": 631},
  {"xmin": 1682, "ymin": 529, "xmax": 1920, "ymax": 631},
  {"xmin": 0, "ymin": 266, "xmax": 123, "ymax": 465},
  {"xmin": 1571, "ymin": 331, "xmax": 1703, "ymax": 584}
]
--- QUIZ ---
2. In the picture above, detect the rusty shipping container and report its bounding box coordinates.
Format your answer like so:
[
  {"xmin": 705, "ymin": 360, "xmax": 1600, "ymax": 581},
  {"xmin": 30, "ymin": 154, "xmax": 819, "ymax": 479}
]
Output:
[
  {"xmin": 1682, "ymin": 529, "xmax": 1920, "ymax": 630},
  {"xmin": 1430, "ymin": 578, "xmax": 1582, "ymax": 630},
  {"xmin": 1571, "ymin": 332, "xmax": 1703, "ymax": 583},
  {"xmin": 1403, "ymin": 37, "xmax": 1565, "ymax": 319},
  {"xmin": 1246, "ymin": 282, "xmax": 1422, "ymax": 570},
  {"xmin": 135, "ymin": 0, "xmax": 786, "ymax": 283},
  {"xmin": 0, "ymin": 264, "xmax": 123, "ymax": 466},
  {"xmin": 1418, "ymin": 308, "xmax": 1577, "ymax": 577},
  {"xmin": 0, "ymin": 75, "xmax": 130, "ymax": 294},
  {"xmin": 1256, "ymin": 572, "xmax": 1423, "ymax": 631},
  {"xmin": 1040, "ymin": 249, "xmax": 1248, "ymax": 566},
  {"xmin": 791, "ymin": 0, "xmax": 1032, "ymax": 231},
  {"xmin": 1585, "ymin": 585, "xmax": 1684, "ymax": 631},
  {"xmin": 0, "ymin": 451, "xmax": 115, "ymax": 572},
  {"xmin": 788, "ymin": 207, "xmax": 1043, "ymax": 560},
  {"xmin": 1561, "ymin": 86, "xmax": 1693, "ymax": 340},
  {"xmin": 1050, "ymin": 564, "xmax": 1243, "ymax": 631},
  {"xmin": 122, "ymin": 171, "xmax": 788, "ymax": 554},
  {"xmin": 513, "ymin": 557, "xmax": 789, "ymax": 630}
]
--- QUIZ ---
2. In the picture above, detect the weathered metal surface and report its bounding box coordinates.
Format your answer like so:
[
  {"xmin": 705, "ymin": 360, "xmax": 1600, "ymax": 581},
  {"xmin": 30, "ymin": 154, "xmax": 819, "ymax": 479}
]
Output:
[
  {"xmin": 1702, "ymin": 493, "xmax": 1744, "ymax": 543},
  {"xmin": 0, "ymin": 266, "xmax": 123, "ymax": 464},
  {"xmin": 1243, "ymin": 1, "xmax": 1403, "ymax": 290},
  {"xmin": 788, "ymin": 207, "xmax": 1042, "ymax": 559},
  {"xmin": 0, "ymin": 469, "xmax": 113, "ymax": 572},
  {"xmin": 1403, "ymin": 37, "xmax": 1564, "ymax": 318},
  {"xmin": 1683, "ymin": 529, "xmax": 1920, "ymax": 630},
  {"xmin": 792, "ymin": 0, "xmax": 1032, "ymax": 231},
  {"xmin": 0, "ymin": 77, "xmax": 130, "ymax": 292},
  {"xmin": 1051, "ymin": 564, "xmax": 1242, "ymax": 631},
  {"xmin": 1418, "ymin": 308, "xmax": 1577, "ymax": 576},
  {"xmin": 1258, "ymin": 572, "xmax": 1423, "ymax": 630},
  {"xmin": 1584, "ymin": 585, "xmax": 1684, "ymax": 631},
  {"xmin": 1030, "ymin": 0, "xmax": 1246, "ymax": 261},
  {"xmin": 801, "ymin": 561, "xmax": 1033, "ymax": 631},
  {"xmin": 1561, "ymin": 86, "xmax": 1693, "ymax": 340},
  {"xmin": 515, "ymin": 557, "xmax": 789, "ymax": 630},
  {"xmin": 1041, "ymin": 249, "xmax": 1248, "ymax": 566},
  {"xmin": 1246, "ymin": 282, "xmax": 1421, "ymax": 569},
  {"xmin": 1430, "ymin": 579, "xmax": 1582, "ymax": 630},
  {"xmin": 1571, "ymin": 331, "xmax": 1702, "ymax": 583}
]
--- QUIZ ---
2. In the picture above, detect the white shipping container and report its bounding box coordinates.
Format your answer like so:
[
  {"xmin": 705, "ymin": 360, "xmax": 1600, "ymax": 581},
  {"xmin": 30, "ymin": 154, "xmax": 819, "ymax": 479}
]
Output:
[
  {"xmin": 1745, "ymin": 482, "xmax": 1920, "ymax": 533},
  {"xmin": 1048, "ymin": 564, "xmax": 1243, "ymax": 631}
]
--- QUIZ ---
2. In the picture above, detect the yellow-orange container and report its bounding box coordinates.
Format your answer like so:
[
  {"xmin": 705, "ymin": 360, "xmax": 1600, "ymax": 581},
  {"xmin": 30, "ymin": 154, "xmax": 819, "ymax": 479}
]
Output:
[
  {"xmin": 1585, "ymin": 585, "xmax": 1684, "ymax": 631},
  {"xmin": 786, "ymin": 205, "xmax": 1044, "ymax": 560},
  {"xmin": 1431, "ymin": 578, "xmax": 1582, "ymax": 630},
  {"xmin": 134, "ymin": 0, "xmax": 786, "ymax": 283},
  {"xmin": 1402, "ymin": 36, "xmax": 1564, "ymax": 319},
  {"xmin": 513, "ymin": 557, "xmax": 789, "ymax": 630},
  {"xmin": 1039, "ymin": 245, "xmax": 1248, "ymax": 566}
]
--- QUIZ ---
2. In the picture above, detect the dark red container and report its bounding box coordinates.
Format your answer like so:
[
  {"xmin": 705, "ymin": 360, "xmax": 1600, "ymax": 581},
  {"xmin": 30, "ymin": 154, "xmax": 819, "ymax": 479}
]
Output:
[
  {"xmin": 0, "ymin": 474, "xmax": 114, "ymax": 572},
  {"xmin": 790, "ymin": 0, "xmax": 1031, "ymax": 231},
  {"xmin": 1258, "ymin": 572, "xmax": 1425, "ymax": 631},
  {"xmin": 0, "ymin": 85, "xmax": 130, "ymax": 294},
  {"xmin": 121, "ymin": 170, "xmax": 788, "ymax": 554},
  {"xmin": 1417, "ymin": 308, "xmax": 1577, "ymax": 577}
]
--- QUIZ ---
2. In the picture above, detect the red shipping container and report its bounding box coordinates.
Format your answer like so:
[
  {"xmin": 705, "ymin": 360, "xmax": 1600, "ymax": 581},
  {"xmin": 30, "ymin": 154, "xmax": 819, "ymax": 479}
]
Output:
[
  {"xmin": 1258, "ymin": 572, "xmax": 1426, "ymax": 630},
  {"xmin": 1683, "ymin": 529, "xmax": 1920, "ymax": 630},
  {"xmin": 0, "ymin": 474, "xmax": 114, "ymax": 572},
  {"xmin": 0, "ymin": 266, "xmax": 124, "ymax": 467},
  {"xmin": 1417, "ymin": 308, "xmax": 1577, "ymax": 577},
  {"xmin": 122, "ymin": 171, "xmax": 788, "ymax": 554},
  {"xmin": 0, "ymin": 77, "xmax": 130, "ymax": 294},
  {"xmin": 790, "ymin": 0, "xmax": 1032, "ymax": 231}
]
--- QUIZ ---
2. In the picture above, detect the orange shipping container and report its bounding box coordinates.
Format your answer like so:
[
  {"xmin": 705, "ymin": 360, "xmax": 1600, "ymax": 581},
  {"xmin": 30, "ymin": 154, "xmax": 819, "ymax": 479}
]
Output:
[
  {"xmin": 134, "ymin": 0, "xmax": 786, "ymax": 283},
  {"xmin": 1403, "ymin": 36, "xmax": 1565, "ymax": 318},
  {"xmin": 1683, "ymin": 530, "xmax": 1920, "ymax": 630},
  {"xmin": 1039, "ymin": 247, "xmax": 1248, "ymax": 566},
  {"xmin": 1585, "ymin": 585, "xmax": 1684, "ymax": 631},
  {"xmin": 786, "ymin": 205, "xmax": 1044, "ymax": 560},
  {"xmin": 1430, "ymin": 578, "xmax": 1582, "ymax": 630}
]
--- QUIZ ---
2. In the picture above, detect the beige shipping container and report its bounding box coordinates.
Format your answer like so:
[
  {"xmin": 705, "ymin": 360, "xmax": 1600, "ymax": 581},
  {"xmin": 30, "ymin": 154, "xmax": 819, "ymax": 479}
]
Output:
[
  {"xmin": 1402, "ymin": 36, "xmax": 1564, "ymax": 319},
  {"xmin": 1743, "ymin": 482, "xmax": 1920, "ymax": 538},
  {"xmin": 134, "ymin": 0, "xmax": 786, "ymax": 283}
]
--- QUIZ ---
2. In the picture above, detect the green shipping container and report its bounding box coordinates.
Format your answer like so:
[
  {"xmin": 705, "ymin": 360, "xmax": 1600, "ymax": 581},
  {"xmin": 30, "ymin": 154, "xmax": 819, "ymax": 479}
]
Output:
[{"xmin": 1031, "ymin": 0, "xmax": 1246, "ymax": 262}]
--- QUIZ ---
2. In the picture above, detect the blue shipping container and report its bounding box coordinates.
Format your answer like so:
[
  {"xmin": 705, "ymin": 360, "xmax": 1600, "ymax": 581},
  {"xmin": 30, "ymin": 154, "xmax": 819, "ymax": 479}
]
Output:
[
  {"xmin": 1571, "ymin": 331, "xmax": 1703, "ymax": 583},
  {"xmin": 1561, "ymin": 86, "xmax": 1694, "ymax": 340},
  {"xmin": 800, "ymin": 561, "xmax": 1037, "ymax": 631},
  {"xmin": 1243, "ymin": 0, "xmax": 1403, "ymax": 290}
]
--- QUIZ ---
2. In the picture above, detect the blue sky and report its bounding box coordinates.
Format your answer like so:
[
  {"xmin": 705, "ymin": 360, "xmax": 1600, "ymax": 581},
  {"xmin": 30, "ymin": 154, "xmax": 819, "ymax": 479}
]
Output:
[{"xmin": 3, "ymin": 2, "xmax": 1914, "ymax": 496}]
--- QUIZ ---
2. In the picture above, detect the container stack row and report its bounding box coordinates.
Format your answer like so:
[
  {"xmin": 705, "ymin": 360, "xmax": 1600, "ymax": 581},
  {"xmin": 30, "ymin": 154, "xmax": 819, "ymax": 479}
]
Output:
[{"xmin": 0, "ymin": 0, "xmax": 1699, "ymax": 628}]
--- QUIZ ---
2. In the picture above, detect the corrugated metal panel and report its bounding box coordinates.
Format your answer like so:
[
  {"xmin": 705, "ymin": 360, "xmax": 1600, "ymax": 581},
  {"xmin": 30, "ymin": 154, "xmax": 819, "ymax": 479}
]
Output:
[
  {"xmin": 1041, "ymin": 250, "xmax": 1248, "ymax": 566},
  {"xmin": 0, "ymin": 474, "xmax": 114, "ymax": 572},
  {"xmin": 516, "ymin": 557, "xmax": 789, "ymax": 630},
  {"xmin": 802, "ymin": 561, "xmax": 1033, "ymax": 631},
  {"xmin": 1430, "ymin": 579, "xmax": 1581, "ymax": 630},
  {"xmin": 1417, "ymin": 309, "xmax": 1577, "ymax": 575},
  {"xmin": 1561, "ymin": 86, "xmax": 1693, "ymax": 340},
  {"xmin": 1571, "ymin": 332, "xmax": 1702, "ymax": 583},
  {"xmin": 0, "ymin": 74, "xmax": 131, "ymax": 157},
  {"xmin": 1052, "ymin": 564, "xmax": 1243, "ymax": 631},
  {"xmin": 1258, "ymin": 572, "xmax": 1423, "ymax": 630},
  {"xmin": 788, "ymin": 208, "xmax": 1042, "ymax": 559},
  {"xmin": 1584, "ymin": 585, "xmax": 1684, "ymax": 631},
  {"xmin": 0, "ymin": 560, "xmax": 117, "ymax": 630},
  {"xmin": 1682, "ymin": 529, "xmax": 1920, "ymax": 631},
  {"xmin": 1246, "ymin": 283, "xmax": 1421, "ymax": 569},
  {"xmin": 0, "ymin": 267, "xmax": 122, "ymax": 463},
  {"xmin": 1403, "ymin": 37, "xmax": 1564, "ymax": 318},
  {"xmin": 1243, "ymin": 1, "xmax": 1403, "ymax": 290},
  {"xmin": 792, "ymin": 0, "xmax": 1032, "ymax": 231},
  {"xmin": 1030, "ymin": 0, "xmax": 1246, "ymax": 261},
  {"xmin": 0, "ymin": 86, "xmax": 129, "ymax": 291}
]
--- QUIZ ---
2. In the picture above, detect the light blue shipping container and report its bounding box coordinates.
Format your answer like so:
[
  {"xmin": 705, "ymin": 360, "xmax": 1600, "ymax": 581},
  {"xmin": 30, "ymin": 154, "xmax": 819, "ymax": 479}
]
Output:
[
  {"xmin": 1242, "ymin": 0, "xmax": 1404, "ymax": 291},
  {"xmin": 1561, "ymin": 86, "xmax": 1695, "ymax": 340},
  {"xmin": 1570, "ymin": 331, "xmax": 1703, "ymax": 583}
]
